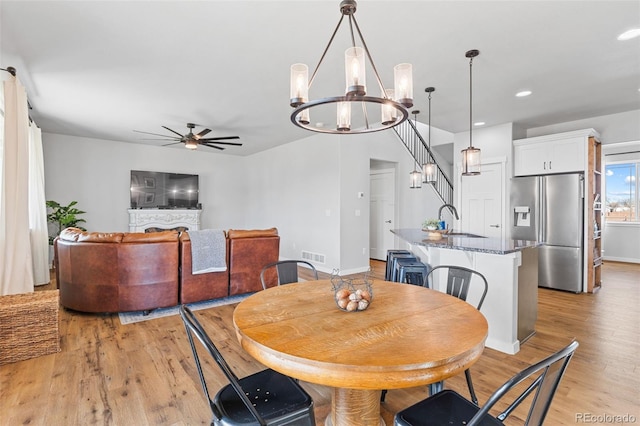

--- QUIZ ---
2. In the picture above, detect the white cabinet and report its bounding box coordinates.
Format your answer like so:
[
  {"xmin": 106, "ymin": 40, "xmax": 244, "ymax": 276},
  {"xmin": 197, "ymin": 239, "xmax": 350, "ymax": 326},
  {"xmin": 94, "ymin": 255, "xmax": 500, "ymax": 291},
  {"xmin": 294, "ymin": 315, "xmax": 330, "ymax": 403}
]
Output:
[{"xmin": 514, "ymin": 133, "xmax": 589, "ymax": 176}]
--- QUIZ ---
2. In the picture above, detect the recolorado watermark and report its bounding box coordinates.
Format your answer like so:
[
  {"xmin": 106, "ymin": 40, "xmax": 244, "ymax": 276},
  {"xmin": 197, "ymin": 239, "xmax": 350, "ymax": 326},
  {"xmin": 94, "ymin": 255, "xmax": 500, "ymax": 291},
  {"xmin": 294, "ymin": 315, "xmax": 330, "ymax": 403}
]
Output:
[{"xmin": 576, "ymin": 413, "xmax": 637, "ymax": 424}]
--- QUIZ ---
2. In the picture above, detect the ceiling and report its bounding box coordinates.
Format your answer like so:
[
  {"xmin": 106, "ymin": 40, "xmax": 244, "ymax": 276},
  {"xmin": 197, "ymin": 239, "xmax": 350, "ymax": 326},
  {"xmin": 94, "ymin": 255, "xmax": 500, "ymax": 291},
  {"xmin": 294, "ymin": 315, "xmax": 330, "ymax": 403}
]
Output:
[{"xmin": 1, "ymin": 1, "xmax": 639, "ymax": 156}]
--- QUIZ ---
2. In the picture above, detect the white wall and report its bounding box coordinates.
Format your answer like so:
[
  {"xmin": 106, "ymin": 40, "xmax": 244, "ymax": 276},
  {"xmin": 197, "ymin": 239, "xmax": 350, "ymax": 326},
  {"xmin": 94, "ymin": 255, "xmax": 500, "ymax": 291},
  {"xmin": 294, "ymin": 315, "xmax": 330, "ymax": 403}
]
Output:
[
  {"xmin": 243, "ymin": 133, "xmax": 343, "ymax": 273},
  {"xmin": 43, "ymin": 133, "xmax": 247, "ymax": 232}
]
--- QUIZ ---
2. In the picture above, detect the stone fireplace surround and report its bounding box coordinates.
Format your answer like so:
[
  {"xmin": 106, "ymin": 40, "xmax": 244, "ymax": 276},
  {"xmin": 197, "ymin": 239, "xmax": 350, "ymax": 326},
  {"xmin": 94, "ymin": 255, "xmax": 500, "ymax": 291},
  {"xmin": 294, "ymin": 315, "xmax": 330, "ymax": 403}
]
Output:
[{"xmin": 128, "ymin": 209, "xmax": 201, "ymax": 233}]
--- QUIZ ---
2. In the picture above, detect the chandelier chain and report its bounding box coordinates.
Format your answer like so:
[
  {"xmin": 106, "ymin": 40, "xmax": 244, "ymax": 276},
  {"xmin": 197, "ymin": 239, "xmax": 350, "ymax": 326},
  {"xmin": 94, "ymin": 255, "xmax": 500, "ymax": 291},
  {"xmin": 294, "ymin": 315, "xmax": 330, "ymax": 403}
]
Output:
[
  {"xmin": 350, "ymin": 14, "xmax": 388, "ymax": 96},
  {"xmin": 309, "ymin": 14, "xmax": 346, "ymax": 88}
]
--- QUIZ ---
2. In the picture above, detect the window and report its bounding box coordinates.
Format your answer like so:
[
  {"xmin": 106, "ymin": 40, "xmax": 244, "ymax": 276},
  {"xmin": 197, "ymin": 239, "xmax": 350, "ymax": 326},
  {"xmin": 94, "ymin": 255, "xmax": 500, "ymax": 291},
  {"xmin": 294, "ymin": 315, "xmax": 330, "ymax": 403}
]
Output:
[{"xmin": 605, "ymin": 162, "xmax": 638, "ymax": 222}]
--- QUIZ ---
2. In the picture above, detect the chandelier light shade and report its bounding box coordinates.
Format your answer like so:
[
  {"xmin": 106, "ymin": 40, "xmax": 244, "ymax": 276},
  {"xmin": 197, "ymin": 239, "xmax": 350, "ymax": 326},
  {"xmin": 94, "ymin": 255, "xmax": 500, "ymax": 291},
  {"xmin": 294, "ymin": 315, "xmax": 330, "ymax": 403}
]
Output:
[
  {"xmin": 345, "ymin": 47, "xmax": 366, "ymax": 96},
  {"xmin": 290, "ymin": 63, "xmax": 309, "ymax": 106},
  {"xmin": 381, "ymin": 89, "xmax": 396, "ymax": 125},
  {"xmin": 337, "ymin": 102, "xmax": 351, "ymax": 131},
  {"xmin": 394, "ymin": 63, "xmax": 414, "ymax": 107},
  {"xmin": 422, "ymin": 86, "xmax": 437, "ymax": 184},
  {"xmin": 461, "ymin": 49, "xmax": 481, "ymax": 176},
  {"xmin": 289, "ymin": 0, "xmax": 412, "ymax": 134}
]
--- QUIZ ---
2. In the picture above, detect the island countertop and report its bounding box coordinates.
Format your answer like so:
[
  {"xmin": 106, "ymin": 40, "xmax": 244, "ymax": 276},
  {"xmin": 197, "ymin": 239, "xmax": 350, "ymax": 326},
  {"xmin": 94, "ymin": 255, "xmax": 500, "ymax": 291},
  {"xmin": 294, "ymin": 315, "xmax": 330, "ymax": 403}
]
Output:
[{"xmin": 391, "ymin": 228, "xmax": 539, "ymax": 255}]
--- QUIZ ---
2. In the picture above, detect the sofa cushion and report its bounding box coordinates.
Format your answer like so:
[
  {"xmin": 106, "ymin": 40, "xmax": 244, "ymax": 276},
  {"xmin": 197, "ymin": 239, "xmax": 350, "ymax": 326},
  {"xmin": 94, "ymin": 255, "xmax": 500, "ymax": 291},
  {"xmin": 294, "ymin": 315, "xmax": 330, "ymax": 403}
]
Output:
[
  {"xmin": 58, "ymin": 227, "xmax": 83, "ymax": 242},
  {"xmin": 122, "ymin": 230, "xmax": 178, "ymax": 243},
  {"xmin": 78, "ymin": 232, "xmax": 124, "ymax": 243},
  {"xmin": 227, "ymin": 228, "xmax": 278, "ymax": 239}
]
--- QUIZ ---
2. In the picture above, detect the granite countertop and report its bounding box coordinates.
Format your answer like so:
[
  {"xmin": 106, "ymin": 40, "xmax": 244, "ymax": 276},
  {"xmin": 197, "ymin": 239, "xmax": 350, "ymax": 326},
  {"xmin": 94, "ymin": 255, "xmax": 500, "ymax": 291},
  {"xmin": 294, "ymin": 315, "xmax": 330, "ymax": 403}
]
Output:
[{"xmin": 391, "ymin": 228, "xmax": 539, "ymax": 255}]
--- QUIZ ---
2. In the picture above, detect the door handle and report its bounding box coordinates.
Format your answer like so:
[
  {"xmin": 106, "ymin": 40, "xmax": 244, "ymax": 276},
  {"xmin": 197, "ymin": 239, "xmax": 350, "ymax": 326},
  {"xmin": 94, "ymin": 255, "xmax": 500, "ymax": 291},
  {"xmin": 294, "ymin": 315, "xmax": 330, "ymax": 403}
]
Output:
[
  {"xmin": 385, "ymin": 220, "xmax": 392, "ymax": 223},
  {"xmin": 490, "ymin": 224, "xmax": 500, "ymax": 228}
]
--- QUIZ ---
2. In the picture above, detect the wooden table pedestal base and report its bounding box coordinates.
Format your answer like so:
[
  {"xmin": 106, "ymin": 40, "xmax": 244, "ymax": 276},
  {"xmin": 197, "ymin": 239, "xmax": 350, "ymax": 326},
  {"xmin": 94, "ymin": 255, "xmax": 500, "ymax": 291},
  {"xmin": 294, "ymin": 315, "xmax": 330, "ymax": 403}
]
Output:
[{"xmin": 325, "ymin": 387, "xmax": 385, "ymax": 426}]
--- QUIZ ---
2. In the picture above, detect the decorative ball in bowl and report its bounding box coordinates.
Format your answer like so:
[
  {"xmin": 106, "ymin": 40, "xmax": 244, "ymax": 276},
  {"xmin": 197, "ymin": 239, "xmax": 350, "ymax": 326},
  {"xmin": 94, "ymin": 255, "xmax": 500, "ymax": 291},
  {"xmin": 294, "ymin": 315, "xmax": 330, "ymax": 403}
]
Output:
[{"xmin": 331, "ymin": 270, "xmax": 374, "ymax": 312}]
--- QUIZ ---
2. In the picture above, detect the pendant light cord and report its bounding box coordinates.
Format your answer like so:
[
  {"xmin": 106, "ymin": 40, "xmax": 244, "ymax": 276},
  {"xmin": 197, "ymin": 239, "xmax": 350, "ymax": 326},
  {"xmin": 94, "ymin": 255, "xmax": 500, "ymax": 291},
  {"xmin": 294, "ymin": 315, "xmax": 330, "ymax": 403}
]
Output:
[
  {"xmin": 469, "ymin": 55, "xmax": 473, "ymax": 148},
  {"xmin": 428, "ymin": 91, "xmax": 432, "ymax": 150}
]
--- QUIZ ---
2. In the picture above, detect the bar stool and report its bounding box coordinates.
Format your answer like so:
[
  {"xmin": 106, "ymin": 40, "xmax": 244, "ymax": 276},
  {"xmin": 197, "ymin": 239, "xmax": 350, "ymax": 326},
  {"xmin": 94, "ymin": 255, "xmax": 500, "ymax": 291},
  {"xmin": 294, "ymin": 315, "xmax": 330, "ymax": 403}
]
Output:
[
  {"xmin": 398, "ymin": 262, "xmax": 431, "ymax": 287},
  {"xmin": 385, "ymin": 250, "xmax": 413, "ymax": 281},
  {"xmin": 391, "ymin": 257, "xmax": 420, "ymax": 283}
]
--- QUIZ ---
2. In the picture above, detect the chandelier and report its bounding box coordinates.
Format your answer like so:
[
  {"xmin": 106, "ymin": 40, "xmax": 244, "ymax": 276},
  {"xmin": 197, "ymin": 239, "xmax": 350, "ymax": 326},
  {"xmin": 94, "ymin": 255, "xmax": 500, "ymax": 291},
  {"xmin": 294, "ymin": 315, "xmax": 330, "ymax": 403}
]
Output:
[{"xmin": 289, "ymin": 0, "xmax": 413, "ymax": 134}]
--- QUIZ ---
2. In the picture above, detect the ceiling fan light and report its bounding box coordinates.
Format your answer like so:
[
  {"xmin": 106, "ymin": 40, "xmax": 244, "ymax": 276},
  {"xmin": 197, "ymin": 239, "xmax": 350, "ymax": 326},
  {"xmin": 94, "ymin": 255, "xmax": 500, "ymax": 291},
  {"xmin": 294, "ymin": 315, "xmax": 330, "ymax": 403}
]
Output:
[{"xmin": 185, "ymin": 139, "xmax": 198, "ymax": 150}]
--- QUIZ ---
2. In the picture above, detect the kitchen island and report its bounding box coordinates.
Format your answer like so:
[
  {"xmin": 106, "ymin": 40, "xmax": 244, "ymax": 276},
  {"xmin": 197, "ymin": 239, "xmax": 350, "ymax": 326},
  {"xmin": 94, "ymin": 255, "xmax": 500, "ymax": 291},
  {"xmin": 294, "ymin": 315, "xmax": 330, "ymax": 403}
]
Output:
[{"xmin": 392, "ymin": 228, "xmax": 539, "ymax": 354}]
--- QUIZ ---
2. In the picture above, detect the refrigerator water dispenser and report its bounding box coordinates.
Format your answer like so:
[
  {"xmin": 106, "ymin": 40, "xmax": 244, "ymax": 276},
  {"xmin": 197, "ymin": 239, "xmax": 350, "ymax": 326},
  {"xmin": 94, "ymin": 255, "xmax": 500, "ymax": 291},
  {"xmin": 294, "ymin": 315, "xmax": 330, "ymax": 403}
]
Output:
[{"xmin": 514, "ymin": 206, "xmax": 530, "ymax": 227}]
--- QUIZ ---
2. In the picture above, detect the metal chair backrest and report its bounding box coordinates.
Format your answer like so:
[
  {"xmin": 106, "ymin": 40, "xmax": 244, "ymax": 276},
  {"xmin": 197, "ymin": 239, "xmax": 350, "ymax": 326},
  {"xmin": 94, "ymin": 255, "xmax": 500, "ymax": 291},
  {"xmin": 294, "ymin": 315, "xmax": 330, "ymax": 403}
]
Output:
[
  {"xmin": 427, "ymin": 265, "xmax": 488, "ymax": 310},
  {"xmin": 260, "ymin": 260, "xmax": 318, "ymax": 289},
  {"xmin": 469, "ymin": 340, "xmax": 579, "ymax": 426},
  {"xmin": 179, "ymin": 305, "xmax": 267, "ymax": 426}
]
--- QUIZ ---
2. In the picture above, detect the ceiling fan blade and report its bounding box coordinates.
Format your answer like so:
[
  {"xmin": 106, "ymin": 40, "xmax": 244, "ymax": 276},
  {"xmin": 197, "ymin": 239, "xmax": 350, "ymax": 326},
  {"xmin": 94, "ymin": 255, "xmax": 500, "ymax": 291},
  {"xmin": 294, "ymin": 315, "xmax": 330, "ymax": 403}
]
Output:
[
  {"xmin": 203, "ymin": 141, "xmax": 243, "ymax": 146},
  {"xmin": 199, "ymin": 136, "xmax": 240, "ymax": 141},
  {"xmin": 140, "ymin": 138, "xmax": 181, "ymax": 141},
  {"xmin": 162, "ymin": 126, "xmax": 185, "ymax": 138},
  {"xmin": 195, "ymin": 129, "xmax": 212, "ymax": 139},
  {"xmin": 133, "ymin": 130, "xmax": 177, "ymax": 138},
  {"xmin": 162, "ymin": 141, "xmax": 184, "ymax": 147},
  {"xmin": 200, "ymin": 143, "xmax": 225, "ymax": 150}
]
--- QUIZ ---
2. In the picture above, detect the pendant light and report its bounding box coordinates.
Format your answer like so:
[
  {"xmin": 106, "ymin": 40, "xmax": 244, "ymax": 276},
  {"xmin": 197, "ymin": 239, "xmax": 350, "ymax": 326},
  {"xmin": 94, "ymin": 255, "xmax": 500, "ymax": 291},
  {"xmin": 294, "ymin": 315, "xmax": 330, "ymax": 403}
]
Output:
[
  {"xmin": 461, "ymin": 49, "xmax": 481, "ymax": 176},
  {"xmin": 422, "ymin": 87, "xmax": 437, "ymax": 184},
  {"xmin": 409, "ymin": 110, "xmax": 422, "ymax": 188}
]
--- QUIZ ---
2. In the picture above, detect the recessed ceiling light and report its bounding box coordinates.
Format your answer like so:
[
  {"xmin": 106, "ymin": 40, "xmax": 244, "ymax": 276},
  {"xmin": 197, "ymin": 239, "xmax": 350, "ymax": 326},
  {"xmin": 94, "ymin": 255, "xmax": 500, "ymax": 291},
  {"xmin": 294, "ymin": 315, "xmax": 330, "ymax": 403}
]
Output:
[
  {"xmin": 516, "ymin": 90, "xmax": 532, "ymax": 97},
  {"xmin": 474, "ymin": 121, "xmax": 485, "ymax": 127},
  {"xmin": 617, "ymin": 28, "xmax": 640, "ymax": 41}
]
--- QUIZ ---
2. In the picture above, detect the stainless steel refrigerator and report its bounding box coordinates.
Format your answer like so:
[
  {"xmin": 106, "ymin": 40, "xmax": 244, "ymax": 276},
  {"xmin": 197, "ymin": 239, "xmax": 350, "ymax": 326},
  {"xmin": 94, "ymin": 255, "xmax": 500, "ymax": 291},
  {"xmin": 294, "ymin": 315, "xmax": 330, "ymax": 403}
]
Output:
[{"xmin": 510, "ymin": 173, "xmax": 584, "ymax": 292}]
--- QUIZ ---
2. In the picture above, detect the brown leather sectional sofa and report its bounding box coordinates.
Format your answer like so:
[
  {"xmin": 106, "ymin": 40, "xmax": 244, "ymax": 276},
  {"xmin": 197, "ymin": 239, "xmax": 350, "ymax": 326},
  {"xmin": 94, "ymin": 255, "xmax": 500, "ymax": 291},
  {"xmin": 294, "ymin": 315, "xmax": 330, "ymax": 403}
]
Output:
[{"xmin": 54, "ymin": 227, "xmax": 280, "ymax": 313}]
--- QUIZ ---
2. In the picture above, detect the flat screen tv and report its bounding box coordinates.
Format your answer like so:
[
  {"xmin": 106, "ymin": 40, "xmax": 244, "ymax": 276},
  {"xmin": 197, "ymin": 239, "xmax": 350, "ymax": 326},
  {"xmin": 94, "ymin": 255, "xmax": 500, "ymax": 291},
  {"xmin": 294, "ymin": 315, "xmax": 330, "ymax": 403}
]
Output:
[{"xmin": 130, "ymin": 170, "xmax": 199, "ymax": 209}]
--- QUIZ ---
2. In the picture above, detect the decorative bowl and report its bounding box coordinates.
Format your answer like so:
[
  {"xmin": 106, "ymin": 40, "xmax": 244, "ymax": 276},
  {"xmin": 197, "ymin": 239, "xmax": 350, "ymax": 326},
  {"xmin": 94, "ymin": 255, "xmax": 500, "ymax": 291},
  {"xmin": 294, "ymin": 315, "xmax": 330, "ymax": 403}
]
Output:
[{"xmin": 331, "ymin": 270, "xmax": 373, "ymax": 312}]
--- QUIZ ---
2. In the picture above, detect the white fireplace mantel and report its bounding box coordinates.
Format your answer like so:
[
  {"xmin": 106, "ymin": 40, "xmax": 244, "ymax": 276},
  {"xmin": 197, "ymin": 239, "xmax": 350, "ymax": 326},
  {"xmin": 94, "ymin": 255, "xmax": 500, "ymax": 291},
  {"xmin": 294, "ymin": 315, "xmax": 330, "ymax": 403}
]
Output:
[{"xmin": 128, "ymin": 209, "xmax": 201, "ymax": 232}]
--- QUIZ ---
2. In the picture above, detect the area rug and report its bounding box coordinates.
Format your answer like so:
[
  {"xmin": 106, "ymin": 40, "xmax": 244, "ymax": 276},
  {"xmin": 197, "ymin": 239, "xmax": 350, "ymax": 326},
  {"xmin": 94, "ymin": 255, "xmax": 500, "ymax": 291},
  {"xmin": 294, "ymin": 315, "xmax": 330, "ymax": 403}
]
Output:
[{"xmin": 118, "ymin": 293, "xmax": 251, "ymax": 325}]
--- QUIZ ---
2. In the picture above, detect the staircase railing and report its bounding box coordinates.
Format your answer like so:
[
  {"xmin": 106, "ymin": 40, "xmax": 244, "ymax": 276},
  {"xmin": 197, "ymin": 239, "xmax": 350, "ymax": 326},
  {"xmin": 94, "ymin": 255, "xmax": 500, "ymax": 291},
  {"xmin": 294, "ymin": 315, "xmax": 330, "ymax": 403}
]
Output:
[{"xmin": 392, "ymin": 119, "xmax": 454, "ymax": 205}]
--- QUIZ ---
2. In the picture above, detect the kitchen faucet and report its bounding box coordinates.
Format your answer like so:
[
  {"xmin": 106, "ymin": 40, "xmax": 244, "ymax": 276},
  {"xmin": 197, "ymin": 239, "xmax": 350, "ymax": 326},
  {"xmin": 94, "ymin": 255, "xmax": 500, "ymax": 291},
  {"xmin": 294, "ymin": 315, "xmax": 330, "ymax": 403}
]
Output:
[{"xmin": 438, "ymin": 204, "xmax": 459, "ymax": 221}]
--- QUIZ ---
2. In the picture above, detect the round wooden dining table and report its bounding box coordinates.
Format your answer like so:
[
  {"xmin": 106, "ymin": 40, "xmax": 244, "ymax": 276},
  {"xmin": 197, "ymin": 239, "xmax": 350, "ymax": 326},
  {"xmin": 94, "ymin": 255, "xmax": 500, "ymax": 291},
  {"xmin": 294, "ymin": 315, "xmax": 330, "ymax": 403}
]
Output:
[{"xmin": 233, "ymin": 279, "xmax": 488, "ymax": 426}]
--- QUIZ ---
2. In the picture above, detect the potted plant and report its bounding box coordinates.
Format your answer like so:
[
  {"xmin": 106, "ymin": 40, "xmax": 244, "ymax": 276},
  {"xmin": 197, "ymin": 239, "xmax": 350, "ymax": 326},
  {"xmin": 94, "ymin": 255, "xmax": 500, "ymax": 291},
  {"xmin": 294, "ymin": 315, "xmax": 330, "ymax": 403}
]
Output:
[
  {"xmin": 46, "ymin": 200, "xmax": 86, "ymax": 245},
  {"xmin": 422, "ymin": 218, "xmax": 440, "ymax": 231}
]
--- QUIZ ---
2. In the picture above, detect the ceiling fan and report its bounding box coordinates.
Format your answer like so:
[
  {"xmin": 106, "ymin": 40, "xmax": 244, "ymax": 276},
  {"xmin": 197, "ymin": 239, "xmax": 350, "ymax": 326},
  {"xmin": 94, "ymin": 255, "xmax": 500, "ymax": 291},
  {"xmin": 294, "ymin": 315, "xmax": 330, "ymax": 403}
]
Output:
[{"xmin": 134, "ymin": 122, "xmax": 241, "ymax": 150}]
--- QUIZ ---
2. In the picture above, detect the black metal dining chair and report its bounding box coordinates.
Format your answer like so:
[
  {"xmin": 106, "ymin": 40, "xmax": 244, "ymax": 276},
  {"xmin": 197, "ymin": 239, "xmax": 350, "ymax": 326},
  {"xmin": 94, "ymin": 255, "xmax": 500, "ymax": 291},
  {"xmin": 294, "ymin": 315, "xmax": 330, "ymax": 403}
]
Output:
[
  {"xmin": 179, "ymin": 305, "xmax": 316, "ymax": 426},
  {"xmin": 381, "ymin": 264, "xmax": 488, "ymax": 404},
  {"xmin": 427, "ymin": 265, "xmax": 488, "ymax": 404},
  {"xmin": 260, "ymin": 260, "xmax": 318, "ymax": 290},
  {"xmin": 394, "ymin": 340, "xmax": 579, "ymax": 426}
]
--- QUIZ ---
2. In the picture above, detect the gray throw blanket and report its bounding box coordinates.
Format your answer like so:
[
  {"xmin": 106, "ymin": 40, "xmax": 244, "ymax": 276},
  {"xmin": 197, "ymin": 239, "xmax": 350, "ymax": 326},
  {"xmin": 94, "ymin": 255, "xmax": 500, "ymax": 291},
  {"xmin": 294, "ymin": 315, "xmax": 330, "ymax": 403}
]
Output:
[{"xmin": 188, "ymin": 229, "xmax": 227, "ymax": 274}]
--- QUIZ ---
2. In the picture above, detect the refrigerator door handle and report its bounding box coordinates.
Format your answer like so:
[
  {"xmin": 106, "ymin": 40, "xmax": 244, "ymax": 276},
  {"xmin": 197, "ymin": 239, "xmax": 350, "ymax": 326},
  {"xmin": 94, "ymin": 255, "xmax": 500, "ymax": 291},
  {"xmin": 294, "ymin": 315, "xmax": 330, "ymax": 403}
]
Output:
[{"xmin": 538, "ymin": 177, "xmax": 545, "ymax": 242}]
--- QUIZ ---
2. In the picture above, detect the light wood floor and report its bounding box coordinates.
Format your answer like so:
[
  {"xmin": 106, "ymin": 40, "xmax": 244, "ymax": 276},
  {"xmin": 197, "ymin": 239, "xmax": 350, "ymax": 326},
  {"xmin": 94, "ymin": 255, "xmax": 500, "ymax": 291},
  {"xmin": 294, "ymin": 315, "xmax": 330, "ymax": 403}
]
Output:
[{"xmin": 1, "ymin": 261, "xmax": 638, "ymax": 425}]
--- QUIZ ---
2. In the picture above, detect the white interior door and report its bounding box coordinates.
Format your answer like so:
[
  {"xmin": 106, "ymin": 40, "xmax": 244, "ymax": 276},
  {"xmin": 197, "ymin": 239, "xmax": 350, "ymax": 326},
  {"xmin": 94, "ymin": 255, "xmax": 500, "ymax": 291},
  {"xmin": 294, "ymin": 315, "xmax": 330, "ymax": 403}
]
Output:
[
  {"xmin": 370, "ymin": 168, "xmax": 395, "ymax": 261},
  {"xmin": 459, "ymin": 162, "xmax": 504, "ymax": 238}
]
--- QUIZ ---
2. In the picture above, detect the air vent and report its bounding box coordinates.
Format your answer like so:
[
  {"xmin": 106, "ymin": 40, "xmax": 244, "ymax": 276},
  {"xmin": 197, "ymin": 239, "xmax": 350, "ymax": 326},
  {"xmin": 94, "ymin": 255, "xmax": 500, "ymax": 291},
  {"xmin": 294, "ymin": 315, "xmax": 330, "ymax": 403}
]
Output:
[{"xmin": 301, "ymin": 250, "xmax": 326, "ymax": 264}]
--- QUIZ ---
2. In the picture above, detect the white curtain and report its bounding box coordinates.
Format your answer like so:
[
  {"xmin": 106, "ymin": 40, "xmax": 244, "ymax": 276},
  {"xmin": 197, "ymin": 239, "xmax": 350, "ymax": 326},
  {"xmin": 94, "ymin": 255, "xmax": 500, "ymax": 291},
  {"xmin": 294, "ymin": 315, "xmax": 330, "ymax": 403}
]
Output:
[
  {"xmin": 0, "ymin": 72, "xmax": 35, "ymax": 295},
  {"xmin": 29, "ymin": 124, "xmax": 50, "ymax": 285}
]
